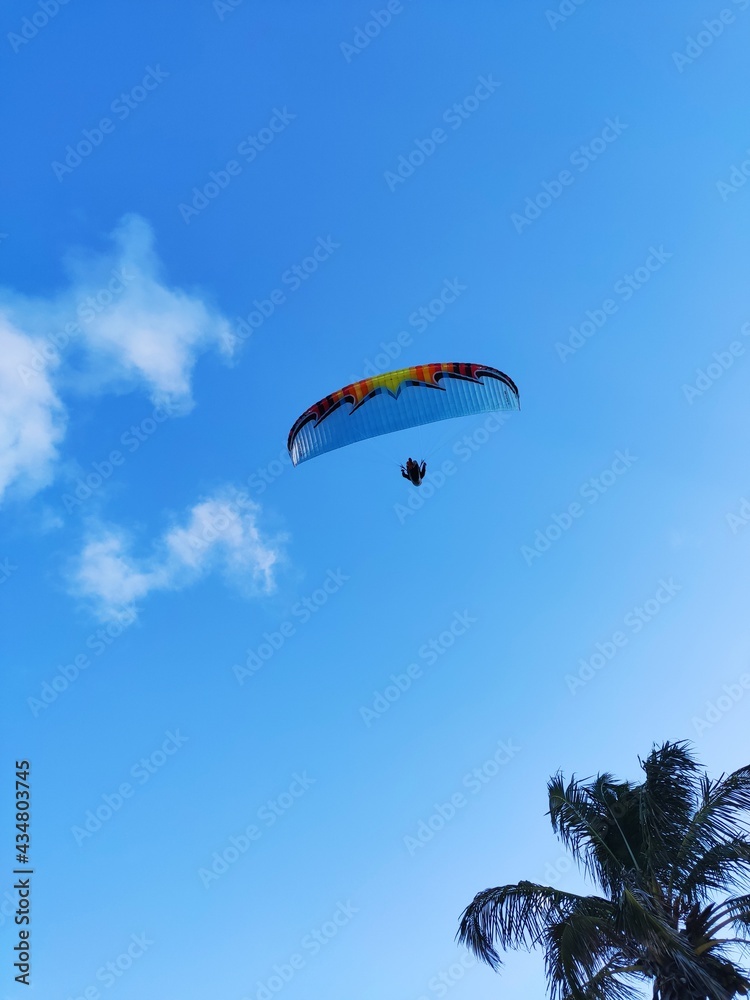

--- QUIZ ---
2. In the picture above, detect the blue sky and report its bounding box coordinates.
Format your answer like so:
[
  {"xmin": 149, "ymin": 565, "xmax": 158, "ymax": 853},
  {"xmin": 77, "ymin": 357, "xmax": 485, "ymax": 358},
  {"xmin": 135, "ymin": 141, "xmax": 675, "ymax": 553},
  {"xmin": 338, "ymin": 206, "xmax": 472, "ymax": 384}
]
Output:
[{"xmin": 1, "ymin": 1, "xmax": 750, "ymax": 997}]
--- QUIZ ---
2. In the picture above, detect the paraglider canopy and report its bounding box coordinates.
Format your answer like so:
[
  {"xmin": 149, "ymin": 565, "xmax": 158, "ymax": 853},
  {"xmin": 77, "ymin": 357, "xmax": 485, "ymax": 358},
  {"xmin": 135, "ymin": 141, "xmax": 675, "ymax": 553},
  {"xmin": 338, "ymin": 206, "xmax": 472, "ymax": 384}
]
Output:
[{"xmin": 287, "ymin": 362, "xmax": 519, "ymax": 466}]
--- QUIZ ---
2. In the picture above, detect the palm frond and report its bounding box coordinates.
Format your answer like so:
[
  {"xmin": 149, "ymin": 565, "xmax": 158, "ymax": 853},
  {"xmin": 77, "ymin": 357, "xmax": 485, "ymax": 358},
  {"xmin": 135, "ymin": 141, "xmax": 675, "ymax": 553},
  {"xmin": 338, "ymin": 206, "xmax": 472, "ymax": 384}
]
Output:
[
  {"xmin": 615, "ymin": 888, "xmax": 740, "ymax": 1000},
  {"xmin": 457, "ymin": 881, "xmax": 613, "ymax": 970},
  {"xmin": 703, "ymin": 893, "xmax": 750, "ymax": 939},
  {"xmin": 679, "ymin": 840, "xmax": 750, "ymax": 902},
  {"xmin": 559, "ymin": 957, "xmax": 648, "ymax": 1000},
  {"xmin": 673, "ymin": 767, "xmax": 750, "ymax": 892},
  {"xmin": 548, "ymin": 773, "xmax": 639, "ymax": 894},
  {"xmin": 544, "ymin": 908, "xmax": 636, "ymax": 1000},
  {"xmin": 639, "ymin": 742, "xmax": 700, "ymax": 879}
]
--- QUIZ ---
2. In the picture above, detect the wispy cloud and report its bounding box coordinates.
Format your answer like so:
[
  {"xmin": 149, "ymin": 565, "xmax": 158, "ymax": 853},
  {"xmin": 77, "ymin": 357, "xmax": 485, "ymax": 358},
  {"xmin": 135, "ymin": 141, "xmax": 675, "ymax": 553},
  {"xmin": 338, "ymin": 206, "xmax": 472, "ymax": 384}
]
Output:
[
  {"xmin": 0, "ymin": 215, "xmax": 232, "ymax": 503},
  {"xmin": 72, "ymin": 490, "xmax": 285, "ymax": 620},
  {"xmin": 0, "ymin": 313, "xmax": 65, "ymax": 499},
  {"xmin": 57, "ymin": 214, "xmax": 233, "ymax": 405}
]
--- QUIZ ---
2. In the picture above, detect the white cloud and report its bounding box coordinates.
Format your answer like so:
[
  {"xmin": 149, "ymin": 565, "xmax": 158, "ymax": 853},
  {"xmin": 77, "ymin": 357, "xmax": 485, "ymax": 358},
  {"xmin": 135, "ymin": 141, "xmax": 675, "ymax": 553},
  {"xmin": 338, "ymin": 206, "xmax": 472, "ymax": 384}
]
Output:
[
  {"xmin": 0, "ymin": 313, "xmax": 65, "ymax": 499},
  {"xmin": 59, "ymin": 214, "xmax": 233, "ymax": 406},
  {"xmin": 72, "ymin": 491, "xmax": 284, "ymax": 620},
  {"xmin": 0, "ymin": 215, "xmax": 233, "ymax": 503}
]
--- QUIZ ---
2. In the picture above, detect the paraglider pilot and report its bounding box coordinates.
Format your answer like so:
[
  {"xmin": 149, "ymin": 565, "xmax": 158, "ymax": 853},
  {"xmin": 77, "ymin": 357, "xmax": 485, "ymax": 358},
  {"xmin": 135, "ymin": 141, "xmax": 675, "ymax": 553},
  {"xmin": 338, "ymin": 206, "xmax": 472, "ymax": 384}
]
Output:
[{"xmin": 401, "ymin": 458, "xmax": 427, "ymax": 487}]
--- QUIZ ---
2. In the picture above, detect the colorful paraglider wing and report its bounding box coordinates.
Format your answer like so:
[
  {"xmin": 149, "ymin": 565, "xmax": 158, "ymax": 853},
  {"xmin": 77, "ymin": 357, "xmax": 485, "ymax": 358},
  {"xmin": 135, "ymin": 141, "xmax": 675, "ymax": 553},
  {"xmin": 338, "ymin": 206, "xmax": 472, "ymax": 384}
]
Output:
[{"xmin": 287, "ymin": 362, "xmax": 519, "ymax": 466}]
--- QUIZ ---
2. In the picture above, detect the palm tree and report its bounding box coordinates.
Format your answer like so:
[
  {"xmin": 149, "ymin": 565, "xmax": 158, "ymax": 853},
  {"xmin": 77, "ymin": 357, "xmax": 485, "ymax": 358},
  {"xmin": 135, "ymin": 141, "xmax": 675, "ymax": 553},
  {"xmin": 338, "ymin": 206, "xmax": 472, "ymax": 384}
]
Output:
[{"xmin": 458, "ymin": 742, "xmax": 750, "ymax": 999}]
